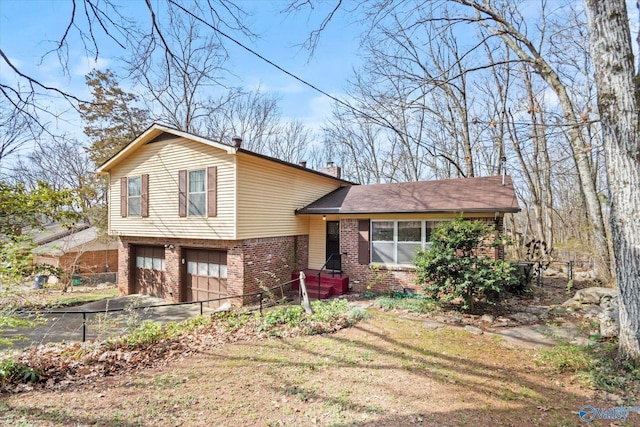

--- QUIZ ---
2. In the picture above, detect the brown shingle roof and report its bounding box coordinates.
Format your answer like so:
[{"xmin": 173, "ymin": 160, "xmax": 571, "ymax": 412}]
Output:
[{"xmin": 296, "ymin": 176, "xmax": 520, "ymax": 214}]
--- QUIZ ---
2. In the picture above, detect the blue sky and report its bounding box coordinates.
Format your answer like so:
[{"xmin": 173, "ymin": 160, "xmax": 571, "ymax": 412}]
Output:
[
  {"xmin": 0, "ymin": 0, "xmax": 362, "ymax": 141},
  {"xmin": 3, "ymin": 0, "xmax": 638, "ymax": 152}
]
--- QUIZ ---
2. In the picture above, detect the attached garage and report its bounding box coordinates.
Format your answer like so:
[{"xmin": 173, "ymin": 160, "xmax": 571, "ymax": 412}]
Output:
[
  {"xmin": 133, "ymin": 246, "xmax": 165, "ymax": 298},
  {"xmin": 184, "ymin": 249, "xmax": 228, "ymax": 307}
]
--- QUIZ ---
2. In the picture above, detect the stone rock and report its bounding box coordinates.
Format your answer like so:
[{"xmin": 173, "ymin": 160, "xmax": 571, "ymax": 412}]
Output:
[
  {"xmin": 522, "ymin": 306, "xmax": 548, "ymax": 316},
  {"xmin": 214, "ymin": 301, "xmax": 231, "ymax": 312},
  {"xmin": 570, "ymin": 337, "xmax": 591, "ymax": 346},
  {"xmin": 509, "ymin": 312, "xmax": 539, "ymax": 324},
  {"xmin": 562, "ymin": 287, "xmax": 617, "ymax": 307},
  {"xmin": 465, "ymin": 325, "xmax": 484, "ymax": 335},
  {"xmin": 580, "ymin": 305, "xmax": 602, "ymax": 319},
  {"xmin": 598, "ymin": 295, "xmax": 619, "ymax": 338},
  {"xmin": 493, "ymin": 317, "xmax": 511, "ymax": 327},
  {"xmin": 423, "ymin": 320, "xmax": 443, "ymax": 330},
  {"xmin": 435, "ymin": 315, "xmax": 463, "ymax": 325},
  {"xmin": 574, "ymin": 271, "xmax": 595, "ymax": 281},
  {"xmin": 480, "ymin": 314, "xmax": 494, "ymax": 324},
  {"xmin": 543, "ymin": 268, "xmax": 559, "ymax": 277},
  {"xmin": 491, "ymin": 325, "xmax": 556, "ymax": 348}
]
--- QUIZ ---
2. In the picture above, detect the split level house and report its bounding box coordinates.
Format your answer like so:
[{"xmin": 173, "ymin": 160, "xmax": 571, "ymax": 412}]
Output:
[{"xmin": 96, "ymin": 123, "xmax": 520, "ymax": 305}]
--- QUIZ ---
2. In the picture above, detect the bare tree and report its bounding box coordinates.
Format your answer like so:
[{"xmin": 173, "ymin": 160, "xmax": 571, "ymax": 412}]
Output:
[
  {"xmin": 584, "ymin": 0, "xmax": 640, "ymax": 361},
  {"xmin": 204, "ymin": 88, "xmax": 281, "ymax": 152},
  {"xmin": 267, "ymin": 120, "xmax": 312, "ymax": 164},
  {"xmin": 322, "ymin": 104, "xmax": 388, "ymax": 184},
  {"xmin": 452, "ymin": 0, "xmax": 611, "ymax": 279},
  {"xmin": 289, "ymin": 0, "xmax": 613, "ymax": 278},
  {"xmin": 0, "ymin": 1, "xmax": 252, "ymax": 138},
  {"xmin": 8, "ymin": 138, "xmax": 104, "ymax": 226},
  {"xmin": 0, "ymin": 105, "xmax": 38, "ymax": 167},
  {"xmin": 129, "ymin": 6, "xmax": 230, "ymax": 133}
]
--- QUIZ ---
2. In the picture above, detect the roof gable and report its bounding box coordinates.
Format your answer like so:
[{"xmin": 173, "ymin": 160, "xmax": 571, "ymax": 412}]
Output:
[
  {"xmin": 96, "ymin": 124, "xmax": 236, "ymax": 173},
  {"xmin": 95, "ymin": 123, "xmax": 354, "ymax": 185},
  {"xmin": 297, "ymin": 176, "xmax": 520, "ymax": 214}
]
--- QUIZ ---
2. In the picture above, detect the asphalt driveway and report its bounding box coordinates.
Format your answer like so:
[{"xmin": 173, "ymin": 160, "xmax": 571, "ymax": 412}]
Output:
[{"xmin": 1, "ymin": 295, "xmax": 213, "ymax": 351}]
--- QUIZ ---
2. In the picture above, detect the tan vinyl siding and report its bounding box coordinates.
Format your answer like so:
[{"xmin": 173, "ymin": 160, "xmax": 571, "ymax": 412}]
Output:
[
  {"xmin": 109, "ymin": 137, "xmax": 237, "ymax": 240},
  {"xmin": 308, "ymin": 217, "xmax": 327, "ymax": 269},
  {"xmin": 235, "ymin": 154, "xmax": 344, "ymax": 239}
]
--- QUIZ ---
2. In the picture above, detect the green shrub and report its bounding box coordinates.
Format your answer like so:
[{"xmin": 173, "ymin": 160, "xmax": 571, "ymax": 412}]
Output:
[
  {"xmin": 261, "ymin": 306, "xmax": 305, "ymax": 330},
  {"xmin": 537, "ymin": 341, "xmax": 640, "ymax": 396},
  {"xmin": 0, "ymin": 359, "xmax": 42, "ymax": 385},
  {"xmin": 414, "ymin": 217, "xmax": 520, "ymax": 310},
  {"xmin": 347, "ymin": 307, "xmax": 371, "ymax": 322},
  {"xmin": 309, "ymin": 299, "xmax": 348, "ymax": 322},
  {"xmin": 259, "ymin": 299, "xmax": 354, "ymax": 333},
  {"xmin": 373, "ymin": 294, "xmax": 439, "ymax": 313}
]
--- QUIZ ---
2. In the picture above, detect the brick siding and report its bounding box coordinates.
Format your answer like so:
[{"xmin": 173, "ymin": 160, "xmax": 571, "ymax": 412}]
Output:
[
  {"xmin": 340, "ymin": 217, "xmax": 506, "ymax": 294},
  {"xmin": 118, "ymin": 234, "xmax": 307, "ymax": 304},
  {"xmin": 34, "ymin": 250, "xmax": 118, "ymax": 274}
]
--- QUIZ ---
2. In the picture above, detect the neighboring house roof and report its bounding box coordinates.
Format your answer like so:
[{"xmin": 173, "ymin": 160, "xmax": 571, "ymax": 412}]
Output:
[
  {"xmin": 32, "ymin": 226, "xmax": 117, "ymax": 257},
  {"xmin": 296, "ymin": 176, "xmax": 520, "ymax": 215},
  {"xmin": 28, "ymin": 222, "xmax": 91, "ymax": 246},
  {"xmin": 96, "ymin": 123, "xmax": 355, "ymax": 185}
]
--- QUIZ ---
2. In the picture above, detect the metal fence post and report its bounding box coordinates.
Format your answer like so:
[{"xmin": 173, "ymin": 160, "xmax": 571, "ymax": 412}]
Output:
[
  {"xmin": 200, "ymin": 301, "xmax": 203, "ymax": 316},
  {"xmin": 259, "ymin": 292, "xmax": 263, "ymax": 315},
  {"xmin": 569, "ymin": 260, "xmax": 574, "ymax": 281},
  {"xmin": 82, "ymin": 312, "xmax": 86, "ymax": 343}
]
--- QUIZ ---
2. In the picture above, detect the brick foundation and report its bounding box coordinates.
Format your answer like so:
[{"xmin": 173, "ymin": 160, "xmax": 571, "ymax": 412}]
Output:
[{"xmin": 118, "ymin": 234, "xmax": 308, "ymax": 305}]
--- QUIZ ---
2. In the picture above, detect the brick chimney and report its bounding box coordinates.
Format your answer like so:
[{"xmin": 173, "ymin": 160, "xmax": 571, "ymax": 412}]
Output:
[{"xmin": 319, "ymin": 161, "xmax": 341, "ymax": 179}]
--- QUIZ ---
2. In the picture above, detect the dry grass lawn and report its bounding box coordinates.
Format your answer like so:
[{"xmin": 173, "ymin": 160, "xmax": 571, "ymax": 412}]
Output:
[{"xmin": 0, "ymin": 310, "xmax": 614, "ymax": 427}]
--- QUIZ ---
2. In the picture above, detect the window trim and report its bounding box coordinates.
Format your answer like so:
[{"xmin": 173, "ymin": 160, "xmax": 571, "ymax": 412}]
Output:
[
  {"xmin": 370, "ymin": 219, "xmax": 447, "ymax": 266},
  {"xmin": 127, "ymin": 176, "xmax": 142, "ymax": 217},
  {"xmin": 178, "ymin": 167, "xmax": 217, "ymax": 218},
  {"xmin": 120, "ymin": 175, "xmax": 148, "ymax": 218},
  {"xmin": 187, "ymin": 168, "xmax": 206, "ymax": 217}
]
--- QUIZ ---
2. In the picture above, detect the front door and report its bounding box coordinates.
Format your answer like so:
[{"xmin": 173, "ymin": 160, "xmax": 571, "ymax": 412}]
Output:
[{"xmin": 326, "ymin": 221, "xmax": 341, "ymax": 271}]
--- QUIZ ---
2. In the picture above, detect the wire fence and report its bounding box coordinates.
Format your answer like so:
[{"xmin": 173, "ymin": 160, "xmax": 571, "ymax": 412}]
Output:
[
  {"xmin": 508, "ymin": 259, "xmax": 597, "ymax": 287},
  {"xmin": 4, "ymin": 278, "xmax": 298, "ymax": 349}
]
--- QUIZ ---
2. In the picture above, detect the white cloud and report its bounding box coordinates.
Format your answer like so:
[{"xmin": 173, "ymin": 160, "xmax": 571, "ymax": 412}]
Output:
[
  {"xmin": 285, "ymin": 93, "xmax": 342, "ymax": 133},
  {"xmin": 72, "ymin": 56, "xmax": 111, "ymax": 77},
  {"xmin": 245, "ymin": 79, "xmax": 306, "ymax": 95},
  {"xmin": 275, "ymin": 81, "xmax": 306, "ymax": 94}
]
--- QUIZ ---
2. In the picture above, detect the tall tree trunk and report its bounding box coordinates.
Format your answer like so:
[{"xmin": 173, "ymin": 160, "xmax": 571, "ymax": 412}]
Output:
[
  {"xmin": 457, "ymin": 0, "xmax": 613, "ymax": 280},
  {"xmin": 585, "ymin": 0, "xmax": 640, "ymax": 361}
]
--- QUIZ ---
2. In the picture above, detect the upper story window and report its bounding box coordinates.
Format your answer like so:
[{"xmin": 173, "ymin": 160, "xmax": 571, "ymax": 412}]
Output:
[
  {"xmin": 179, "ymin": 166, "xmax": 217, "ymax": 218},
  {"xmin": 120, "ymin": 174, "xmax": 148, "ymax": 218},
  {"xmin": 188, "ymin": 169, "xmax": 206, "ymax": 216},
  {"xmin": 371, "ymin": 220, "xmax": 444, "ymax": 265},
  {"xmin": 127, "ymin": 176, "xmax": 141, "ymax": 216}
]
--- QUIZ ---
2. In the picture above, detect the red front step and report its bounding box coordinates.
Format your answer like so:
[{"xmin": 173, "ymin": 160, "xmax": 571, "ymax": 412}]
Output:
[
  {"xmin": 292, "ymin": 270, "xmax": 349, "ymax": 297},
  {"xmin": 304, "ymin": 285, "xmax": 333, "ymax": 300}
]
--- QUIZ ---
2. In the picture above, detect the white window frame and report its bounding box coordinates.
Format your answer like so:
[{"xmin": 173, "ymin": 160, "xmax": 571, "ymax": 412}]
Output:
[
  {"xmin": 188, "ymin": 169, "xmax": 206, "ymax": 217},
  {"xmin": 370, "ymin": 220, "xmax": 447, "ymax": 266},
  {"xmin": 128, "ymin": 176, "xmax": 141, "ymax": 217}
]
